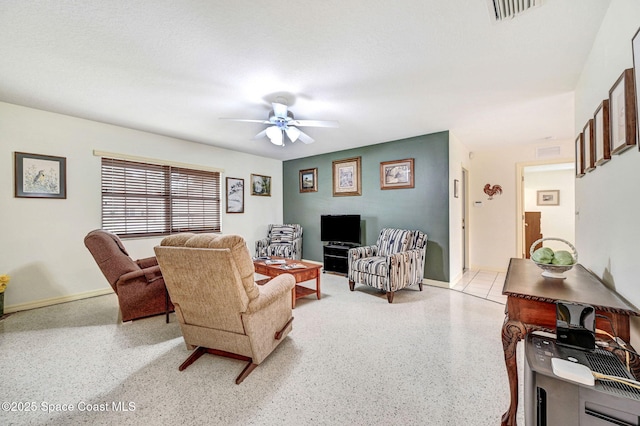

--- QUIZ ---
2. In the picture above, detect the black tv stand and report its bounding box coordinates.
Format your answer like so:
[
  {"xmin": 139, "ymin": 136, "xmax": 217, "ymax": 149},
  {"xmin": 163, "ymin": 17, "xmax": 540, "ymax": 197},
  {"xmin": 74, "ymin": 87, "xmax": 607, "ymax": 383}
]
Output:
[{"xmin": 323, "ymin": 242, "xmax": 358, "ymax": 275}]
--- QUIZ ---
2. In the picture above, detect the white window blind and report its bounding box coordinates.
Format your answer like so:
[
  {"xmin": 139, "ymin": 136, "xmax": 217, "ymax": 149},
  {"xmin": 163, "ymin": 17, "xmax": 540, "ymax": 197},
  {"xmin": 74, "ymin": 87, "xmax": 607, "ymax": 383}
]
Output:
[{"xmin": 101, "ymin": 157, "xmax": 221, "ymax": 238}]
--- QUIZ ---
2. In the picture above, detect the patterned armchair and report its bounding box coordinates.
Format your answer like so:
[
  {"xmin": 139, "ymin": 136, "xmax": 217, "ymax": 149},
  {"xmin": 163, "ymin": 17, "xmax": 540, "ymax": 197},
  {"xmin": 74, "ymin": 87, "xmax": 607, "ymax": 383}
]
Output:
[
  {"xmin": 348, "ymin": 228, "xmax": 428, "ymax": 303},
  {"xmin": 255, "ymin": 224, "xmax": 303, "ymax": 260}
]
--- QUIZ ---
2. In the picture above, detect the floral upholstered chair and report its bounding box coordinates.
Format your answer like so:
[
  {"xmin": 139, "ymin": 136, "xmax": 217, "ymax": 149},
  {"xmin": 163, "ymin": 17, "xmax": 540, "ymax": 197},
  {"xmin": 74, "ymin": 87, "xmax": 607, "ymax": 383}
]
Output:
[
  {"xmin": 255, "ymin": 224, "xmax": 303, "ymax": 260},
  {"xmin": 347, "ymin": 228, "xmax": 428, "ymax": 303}
]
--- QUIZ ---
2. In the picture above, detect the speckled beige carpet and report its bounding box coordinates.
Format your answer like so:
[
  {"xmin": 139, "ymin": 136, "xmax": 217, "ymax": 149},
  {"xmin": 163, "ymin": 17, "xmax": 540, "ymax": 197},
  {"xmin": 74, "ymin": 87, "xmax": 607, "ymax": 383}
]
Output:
[{"xmin": 1, "ymin": 273, "xmax": 523, "ymax": 425}]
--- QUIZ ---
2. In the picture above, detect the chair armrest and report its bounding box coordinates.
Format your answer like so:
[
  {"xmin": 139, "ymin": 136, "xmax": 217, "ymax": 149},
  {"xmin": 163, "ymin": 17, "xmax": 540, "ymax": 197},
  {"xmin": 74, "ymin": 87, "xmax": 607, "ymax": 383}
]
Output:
[
  {"xmin": 292, "ymin": 237, "xmax": 302, "ymax": 250},
  {"xmin": 246, "ymin": 273, "xmax": 295, "ymax": 313},
  {"xmin": 116, "ymin": 265, "xmax": 163, "ymax": 288},
  {"xmin": 387, "ymin": 249, "xmax": 425, "ymax": 291},
  {"xmin": 136, "ymin": 256, "xmax": 158, "ymax": 269},
  {"xmin": 348, "ymin": 245, "xmax": 378, "ymax": 260},
  {"xmin": 292, "ymin": 237, "xmax": 303, "ymax": 259},
  {"xmin": 255, "ymin": 238, "xmax": 270, "ymax": 256}
]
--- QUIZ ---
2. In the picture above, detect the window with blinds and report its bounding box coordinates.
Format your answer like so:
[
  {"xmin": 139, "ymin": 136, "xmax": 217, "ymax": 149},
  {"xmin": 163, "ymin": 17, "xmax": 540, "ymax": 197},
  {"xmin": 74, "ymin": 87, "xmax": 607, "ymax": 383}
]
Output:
[{"xmin": 101, "ymin": 157, "xmax": 221, "ymax": 238}]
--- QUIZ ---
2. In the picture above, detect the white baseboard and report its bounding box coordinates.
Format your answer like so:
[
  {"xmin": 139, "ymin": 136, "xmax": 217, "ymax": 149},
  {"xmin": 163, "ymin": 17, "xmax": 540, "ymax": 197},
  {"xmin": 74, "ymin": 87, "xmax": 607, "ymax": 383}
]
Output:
[
  {"xmin": 3, "ymin": 288, "xmax": 113, "ymax": 314},
  {"xmin": 423, "ymin": 278, "xmax": 449, "ymax": 288}
]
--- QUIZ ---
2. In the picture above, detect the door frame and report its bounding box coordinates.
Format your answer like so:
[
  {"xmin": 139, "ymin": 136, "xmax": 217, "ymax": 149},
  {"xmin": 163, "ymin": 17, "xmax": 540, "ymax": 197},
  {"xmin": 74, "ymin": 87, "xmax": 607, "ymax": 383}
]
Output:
[
  {"xmin": 516, "ymin": 158, "xmax": 573, "ymax": 259},
  {"xmin": 462, "ymin": 167, "xmax": 470, "ymax": 271}
]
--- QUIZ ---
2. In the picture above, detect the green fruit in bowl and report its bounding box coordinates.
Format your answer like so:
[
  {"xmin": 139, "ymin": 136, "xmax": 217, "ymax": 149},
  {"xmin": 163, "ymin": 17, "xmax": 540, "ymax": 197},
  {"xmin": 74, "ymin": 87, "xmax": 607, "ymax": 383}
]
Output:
[
  {"xmin": 551, "ymin": 250, "xmax": 574, "ymax": 265},
  {"xmin": 532, "ymin": 247, "xmax": 554, "ymax": 264}
]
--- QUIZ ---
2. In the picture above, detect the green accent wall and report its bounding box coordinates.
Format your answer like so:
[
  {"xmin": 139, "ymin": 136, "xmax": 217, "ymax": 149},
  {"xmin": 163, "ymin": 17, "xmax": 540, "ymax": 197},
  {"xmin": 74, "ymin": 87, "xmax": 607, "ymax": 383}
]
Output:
[{"xmin": 283, "ymin": 131, "xmax": 450, "ymax": 282}]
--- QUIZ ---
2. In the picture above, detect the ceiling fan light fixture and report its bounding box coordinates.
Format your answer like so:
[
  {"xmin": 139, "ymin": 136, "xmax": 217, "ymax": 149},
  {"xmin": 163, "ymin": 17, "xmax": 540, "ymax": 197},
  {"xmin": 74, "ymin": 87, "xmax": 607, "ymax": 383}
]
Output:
[
  {"xmin": 266, "ymin": 126, "xmax": 283, "ymax": 146},
  {"xmin": 220, "ymin": 98, "xmax": 336, "ymax": 147}
]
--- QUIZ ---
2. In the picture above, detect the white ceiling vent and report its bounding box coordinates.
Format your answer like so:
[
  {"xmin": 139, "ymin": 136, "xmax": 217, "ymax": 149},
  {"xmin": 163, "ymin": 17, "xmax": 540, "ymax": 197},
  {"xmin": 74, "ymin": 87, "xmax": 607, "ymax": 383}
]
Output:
[
  {"xmin": 487, "ymin": 0, "xmax": 543, "ymax": 22},
  {"xmin": 536, "ymin": 145, "xmax": 561, "ymax": 159}
]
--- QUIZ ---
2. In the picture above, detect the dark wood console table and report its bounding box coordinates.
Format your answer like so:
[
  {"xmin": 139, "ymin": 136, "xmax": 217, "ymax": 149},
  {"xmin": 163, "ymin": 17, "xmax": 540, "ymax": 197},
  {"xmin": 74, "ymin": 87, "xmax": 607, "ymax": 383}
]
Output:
[{"xmin": 500, "ymin": 258, "xmax": 638, "ymax": 426}]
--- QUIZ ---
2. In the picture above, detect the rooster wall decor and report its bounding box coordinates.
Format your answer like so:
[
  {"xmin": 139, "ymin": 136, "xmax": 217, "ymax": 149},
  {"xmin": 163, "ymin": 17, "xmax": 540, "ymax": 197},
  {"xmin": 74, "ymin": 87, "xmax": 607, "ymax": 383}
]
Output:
[{"xmin": 484, "ymin": 183, "xmax": 503, "ymax": 200}]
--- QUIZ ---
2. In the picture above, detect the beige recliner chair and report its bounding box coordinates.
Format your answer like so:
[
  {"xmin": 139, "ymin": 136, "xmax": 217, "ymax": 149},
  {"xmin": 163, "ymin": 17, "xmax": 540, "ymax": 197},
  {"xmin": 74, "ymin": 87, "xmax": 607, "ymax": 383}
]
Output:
[{"xmin": 154, "ymin": 233, "xmax": 295, "ymax": 384}]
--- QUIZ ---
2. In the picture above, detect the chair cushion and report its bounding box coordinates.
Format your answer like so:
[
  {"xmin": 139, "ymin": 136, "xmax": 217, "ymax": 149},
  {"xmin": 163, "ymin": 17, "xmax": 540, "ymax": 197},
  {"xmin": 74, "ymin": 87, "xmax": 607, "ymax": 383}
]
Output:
[
  {"xmin": 377, "ymin": 229, "xmax": 412, "ymax": 256},
  {"xmin": 161, "ymin": 233, "xmax": 260, "ymax": 301},
  {"xmin": 350, "ymin": 257, "xmax": 387, "ymax": 277},
  {"xmin": 270, "ymin": 225, "xmax": 295, "ymax": 244},
  {"xmin": 266, "ymin": 244, "xmax": 293, "ymax": 258}
]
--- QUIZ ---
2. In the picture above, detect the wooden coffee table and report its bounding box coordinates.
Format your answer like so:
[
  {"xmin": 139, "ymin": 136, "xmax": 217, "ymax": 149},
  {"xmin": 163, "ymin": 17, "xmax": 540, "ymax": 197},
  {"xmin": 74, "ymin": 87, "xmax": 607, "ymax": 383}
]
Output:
[{"xmin": 253, "ymin": 258, "xmax": 322, "ymax": 308}]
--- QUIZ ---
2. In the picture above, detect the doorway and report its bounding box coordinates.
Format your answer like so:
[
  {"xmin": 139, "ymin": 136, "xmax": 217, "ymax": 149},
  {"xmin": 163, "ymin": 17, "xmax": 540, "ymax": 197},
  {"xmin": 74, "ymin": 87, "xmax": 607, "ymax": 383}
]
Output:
[{"xmin": 516, "ymin": 161, "xmax": 575, "ymax": 258}]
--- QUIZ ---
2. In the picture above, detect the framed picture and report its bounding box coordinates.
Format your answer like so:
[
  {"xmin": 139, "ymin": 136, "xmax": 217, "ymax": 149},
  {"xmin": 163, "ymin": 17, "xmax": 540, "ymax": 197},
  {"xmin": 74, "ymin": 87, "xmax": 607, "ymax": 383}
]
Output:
[
  {"xmin": 14, "ymin": 152, "xmax": 67, "ymax": 199},
  {"xmin": 454, "ymin": 179, "xmax": 460, "ymax": 198},
  {"xmin": 250, "ymin": 174, "xmax": 271, "ymax": 196},
  {"xmin": 609, "ymin": 68, "xmax": 637, "ymax": 155},
  {"xmin": 379, "ymin": 158, "xmax": 414, "ymax": 190},
  {"xmin": 583, "ymin": 119, "xmax": 595, "ymax": 172},
  {"xmin": 225, "ymin": 177, "xmax": 244, "ymax": 213},
  {"xmin": 537, "ymin": 190, "xmax": 559, "ymax": 206},
  {"xmin": 633, "ymin": 27, "xmax": 640, "ymax": 148},
  {"xmin": 594, "ymin": 100, "xmax": 611, "ymax": 166},
  {"xmin": 575, "ymin": 133, "xmax": 585, "ymax": 178},
  {"xmin": 332, "ymin": 156, "xmax": 361, "ymax": 196},
  {"xmin": 299, "ymin": 168, "xmax": 318, "ymax": 193}
]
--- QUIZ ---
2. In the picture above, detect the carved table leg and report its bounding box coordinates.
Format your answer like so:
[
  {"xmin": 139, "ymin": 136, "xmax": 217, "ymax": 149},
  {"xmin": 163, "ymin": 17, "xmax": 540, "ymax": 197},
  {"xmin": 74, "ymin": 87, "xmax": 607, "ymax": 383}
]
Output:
[{"xmin": 501, "ymin": 318, "xmax": 527, "ymax": 426}]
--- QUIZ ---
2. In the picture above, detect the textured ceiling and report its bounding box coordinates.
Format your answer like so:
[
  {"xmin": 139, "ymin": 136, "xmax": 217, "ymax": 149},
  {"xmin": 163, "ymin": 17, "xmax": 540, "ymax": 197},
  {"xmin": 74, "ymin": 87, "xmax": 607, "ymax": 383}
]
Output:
[{"xmin": 0, "ymin": 1, "xmax": 611, "ymax": 160}]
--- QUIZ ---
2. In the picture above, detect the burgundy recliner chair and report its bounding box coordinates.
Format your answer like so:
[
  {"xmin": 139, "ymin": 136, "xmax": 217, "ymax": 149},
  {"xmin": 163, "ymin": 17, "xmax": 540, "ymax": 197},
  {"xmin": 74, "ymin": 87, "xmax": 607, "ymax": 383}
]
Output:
[{"xmin": 84, "ymin": 229, "xmax": 172, "ymax": 322}]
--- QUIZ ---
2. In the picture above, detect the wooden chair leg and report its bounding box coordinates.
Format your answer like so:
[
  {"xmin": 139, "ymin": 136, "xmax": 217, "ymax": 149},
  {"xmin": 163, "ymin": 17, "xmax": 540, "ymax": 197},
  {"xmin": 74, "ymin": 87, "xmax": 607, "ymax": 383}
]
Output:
[
  {"xmin": 179, "ymin": 347, "xmax": 207, "ymax": 371},
  {"xmin": 387, "ymin": 291, "xmax": 394, "ymax": 303},
  {"xmin": 179, "ymin": 347, "xmax": 258, "ymax": 384},
  {"xmin": 275, "ymin": 317, "xmax": 294, "ymax": 340},
  {"xmin": 418, "ymin": 282, "xmax": 423, "ymax": 291},
  {"xmin": 236, "ymin": 362, "xmax": 258, "ymax": 384},
  {"xmin": 348, "ymin": 280, "xmax": 355, "ymax": 291},
  {"xmin": 165, "ymin": 287, "xmax": 170, "ymax": 323}
]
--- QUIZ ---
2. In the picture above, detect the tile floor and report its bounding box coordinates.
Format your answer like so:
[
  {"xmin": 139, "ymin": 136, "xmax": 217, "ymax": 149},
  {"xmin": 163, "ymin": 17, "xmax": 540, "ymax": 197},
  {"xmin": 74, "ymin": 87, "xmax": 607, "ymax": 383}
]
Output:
[{"xmin": 451, "ymin": 269, "xmax": 508, "ymax": 305}]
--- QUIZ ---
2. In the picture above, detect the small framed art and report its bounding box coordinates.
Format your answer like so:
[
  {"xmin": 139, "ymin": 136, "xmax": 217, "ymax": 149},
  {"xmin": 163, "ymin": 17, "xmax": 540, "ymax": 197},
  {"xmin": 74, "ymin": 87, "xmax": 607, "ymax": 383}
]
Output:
[
  {"xmin": 379, "ymin": 158, "xmax": 414, "ymax": 190},
  {"xmin": 250, "ymin": 174, "xmax": 271, "ymax": 196},
  {"xmin": 575, "ymin": 133, "xmax": 585, "ymax": 178},
  {"xmin": 594, "ymin": 100, "xmax": 611, "ymax": 166},
  {"xmin": 225, "ymin": 177, "xmax": 244, "ymax": 213},
  {"xmin": 632, "ymin": 27, "xmax": 640, "ymax": 148},
  {"xmin": 299, "ymin": 168, "xmax": 318, "ymax": 193},
  {"xmin": 537, "ymin": 190, "xmax": 559, "ymax": 206},
  {"xmin": 583, "ymin": 119, "xmax": 595, "ymax": 173},
  {"xmin": 14, "ymin": 152, "xmax": 67, "ymax": 199},
  {"xmin": 332, "ymin": 157, "xmax": 361, "ymax": 196},
  {"xmin": 609, "ymin": 68, "xmax": 637, "ymax": 155}
]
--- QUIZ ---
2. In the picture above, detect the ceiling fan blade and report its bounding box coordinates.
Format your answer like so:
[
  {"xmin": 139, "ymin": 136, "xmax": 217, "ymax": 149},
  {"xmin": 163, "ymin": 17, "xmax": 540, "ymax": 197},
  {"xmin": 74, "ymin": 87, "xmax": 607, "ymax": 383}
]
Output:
[
  {"xmin": 289, "ymin": 119, "xmax": 339, "ymax": 128},
  {"xmin": 298, "ymin": 130, "xmax": 315, "ymax": 144},
  {"xmin": 285, "ymin": 126, "xmax": 301, "ymax": 143},
  {"xmin": 272, "ymin": 102, "xmax": 288, "ymax": 119},
  {"xmin": 220, "ymin": 118, "xmax": 271, "ymax": 124},
  {"xmin": 252, "ymin": 129, "xmax": 268, "ymax": 140}
]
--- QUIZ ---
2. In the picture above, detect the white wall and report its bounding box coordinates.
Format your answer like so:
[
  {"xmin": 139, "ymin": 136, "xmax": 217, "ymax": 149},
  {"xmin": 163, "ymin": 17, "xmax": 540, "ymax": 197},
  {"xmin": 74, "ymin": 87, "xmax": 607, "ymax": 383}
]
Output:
[
  {"xmin": 523, "ymin": 167, "xmax": 575, "ymax": 253},
  {"xmin": 449, "ymin": 132, "xmax": 471, "ymax": 284},
  {"xmin": 0, "ymin": 102, "xmax": 283, "ymax": 312},
  {"xmin": 468, "ymin": 141, "xmax": 574, "ymax": 271},
  {"xmin": 573, "ymin": 0, "xmax": 640, "ymax": 342}
]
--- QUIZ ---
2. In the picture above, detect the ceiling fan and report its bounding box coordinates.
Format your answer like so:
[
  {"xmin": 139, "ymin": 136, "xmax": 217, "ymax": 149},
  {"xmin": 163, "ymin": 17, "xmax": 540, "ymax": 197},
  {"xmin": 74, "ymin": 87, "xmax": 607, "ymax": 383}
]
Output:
[{"xmin": 220, "ymin": 99, "xmax": 339, "ymax": 146}]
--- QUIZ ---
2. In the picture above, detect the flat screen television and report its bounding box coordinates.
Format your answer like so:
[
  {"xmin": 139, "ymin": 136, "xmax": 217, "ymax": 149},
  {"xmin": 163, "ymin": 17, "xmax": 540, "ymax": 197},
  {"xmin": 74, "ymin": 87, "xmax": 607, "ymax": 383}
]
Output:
[{"xmin": 320, "ymin": 214, "xmax": 361, "ymax": 244}]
